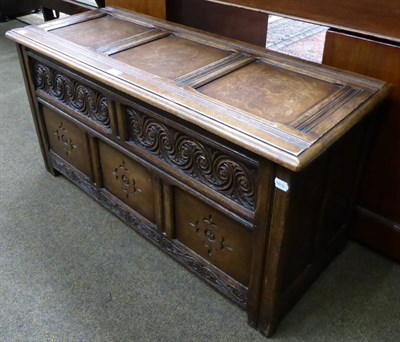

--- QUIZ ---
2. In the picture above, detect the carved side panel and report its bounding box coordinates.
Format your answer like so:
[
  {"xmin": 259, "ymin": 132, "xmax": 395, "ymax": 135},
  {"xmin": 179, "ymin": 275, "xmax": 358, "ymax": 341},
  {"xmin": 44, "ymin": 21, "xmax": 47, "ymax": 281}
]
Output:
[
  {"xmin": 50, "ymin": 152, "xmax": 247, "ymax": 307},
  {"xmin": 43, "ymin": 105, "xmax": 92, "ymax": 177},
  {"xmin": 31, "ymin": 60, "xmax": 111, "ymax": 130},
  {"xmin": 174, "ymin": 187, "xmax": 253, "ymax": 286},
  {"xmin": 126, "ymin": 106, "xmax": 257, "ymax": 210}
]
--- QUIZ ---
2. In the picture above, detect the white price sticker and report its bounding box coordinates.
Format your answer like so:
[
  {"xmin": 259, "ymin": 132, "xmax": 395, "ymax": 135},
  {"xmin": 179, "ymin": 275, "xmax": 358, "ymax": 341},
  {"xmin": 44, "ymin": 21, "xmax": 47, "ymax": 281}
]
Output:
[{"xmin": 274, "ymin": 177, "xmax": 289, "ymax": 192}]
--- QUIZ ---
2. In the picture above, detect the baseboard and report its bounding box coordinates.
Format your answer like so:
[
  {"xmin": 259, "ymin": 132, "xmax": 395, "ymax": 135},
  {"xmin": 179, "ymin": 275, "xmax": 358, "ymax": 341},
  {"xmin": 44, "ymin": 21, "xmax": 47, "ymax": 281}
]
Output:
[{"xmin": 350, "ymin": 206, "xmax": 400, "ymax": 262}]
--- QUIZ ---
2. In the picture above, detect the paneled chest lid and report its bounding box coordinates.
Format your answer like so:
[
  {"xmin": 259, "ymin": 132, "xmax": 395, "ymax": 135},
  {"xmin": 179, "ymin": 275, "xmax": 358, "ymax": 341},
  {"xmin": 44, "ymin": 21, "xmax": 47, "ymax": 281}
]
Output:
[{"xmin": 6, "ymin": 7, "xmax": 390, "ymax": 171}]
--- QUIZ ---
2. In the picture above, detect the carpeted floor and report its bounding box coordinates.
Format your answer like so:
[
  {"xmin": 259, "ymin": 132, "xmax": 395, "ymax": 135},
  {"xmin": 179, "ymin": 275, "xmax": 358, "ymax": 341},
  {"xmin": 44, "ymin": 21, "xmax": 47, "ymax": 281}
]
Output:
[
  {"xmin": 266, "ymin": 16, "xmax": 327, "ymax": 63},
  {"xmin": 1, "ymin": 19, "xmax": 400, "ymax": 342}
]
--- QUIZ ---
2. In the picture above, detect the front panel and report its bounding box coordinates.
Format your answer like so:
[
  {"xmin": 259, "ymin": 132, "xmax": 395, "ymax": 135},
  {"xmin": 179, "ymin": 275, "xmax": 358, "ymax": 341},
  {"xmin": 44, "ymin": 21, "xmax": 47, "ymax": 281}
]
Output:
[
  {"xmin": 42, "ymin": 105, "xmax": 92, "ymax": 177},
  {"xmin": 98, "ymin": 141, "xmax": 157, "ymax": 223},
  {"xmin": 27, "ymin": 51, "xmax": 263, "ymax": 309}
]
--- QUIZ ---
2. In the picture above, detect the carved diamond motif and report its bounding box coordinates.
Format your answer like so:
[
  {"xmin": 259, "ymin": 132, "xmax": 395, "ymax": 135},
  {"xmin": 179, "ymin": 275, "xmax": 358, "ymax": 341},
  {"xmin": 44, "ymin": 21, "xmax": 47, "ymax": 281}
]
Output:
[
  {"xmin": 54, "ymin": 122, "xmax": 77, "ymax": 156},
  {"xmin": 112, "ymin": 160, "xmax": 142, "ymax": 198},
  {"xmin": 189, "ymin": 215, "xmax": 233, "ymax": 256}
]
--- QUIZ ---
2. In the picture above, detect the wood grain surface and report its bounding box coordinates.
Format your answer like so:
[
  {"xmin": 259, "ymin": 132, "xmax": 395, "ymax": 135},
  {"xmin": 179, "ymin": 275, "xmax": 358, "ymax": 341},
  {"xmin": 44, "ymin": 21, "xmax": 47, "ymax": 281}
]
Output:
[
  {"xmin": 106, "ymin": 0, "xmax": 166, "ymax": 18},
  {"xmin": 166, "ymin": 0, "xmax": 268, "ymax": 46},
  {"xmin": 6, "ymin": 8, "xmax": 394, "ymax": 337},
  {"xmin": 205, "ymin": 0, "xmax": 400, "ymax": 40},
  {"xmin": 6, "ymin": 7, "xmax": 390, "ymax": 171},
  {"xmin": 323, "ymin": 29, "xmax": 400, "ymax": 261}
]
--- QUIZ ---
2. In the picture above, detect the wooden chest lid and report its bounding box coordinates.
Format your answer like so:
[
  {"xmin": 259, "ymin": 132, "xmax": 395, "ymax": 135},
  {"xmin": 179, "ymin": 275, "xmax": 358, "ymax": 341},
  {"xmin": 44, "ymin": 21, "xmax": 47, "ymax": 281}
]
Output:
[{"xmin": 6, "ymin": 7, "xmax": 390, "ymax": 170}]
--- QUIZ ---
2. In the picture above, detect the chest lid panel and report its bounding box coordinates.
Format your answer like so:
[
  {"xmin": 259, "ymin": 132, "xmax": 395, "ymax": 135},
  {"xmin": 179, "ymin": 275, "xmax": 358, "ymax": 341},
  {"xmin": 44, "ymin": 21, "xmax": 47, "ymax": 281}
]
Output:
[{"xmin": 6, "ymin": 7, "xmax": 390, "ymax": 170}]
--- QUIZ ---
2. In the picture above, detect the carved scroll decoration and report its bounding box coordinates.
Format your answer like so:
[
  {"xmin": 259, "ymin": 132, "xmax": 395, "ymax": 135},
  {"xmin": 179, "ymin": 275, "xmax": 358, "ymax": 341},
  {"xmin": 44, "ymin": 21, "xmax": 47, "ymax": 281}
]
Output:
[
  {"xmin": 50, "ymin": 153, "xmax": 247, "ymax": 307},
  {"xmin": 126, "ymin": 107, "xmax": 256, "ymax": 210},
  {"xmin": 32, "ymin": 61, "xmax": 111, "ymax": 129}
]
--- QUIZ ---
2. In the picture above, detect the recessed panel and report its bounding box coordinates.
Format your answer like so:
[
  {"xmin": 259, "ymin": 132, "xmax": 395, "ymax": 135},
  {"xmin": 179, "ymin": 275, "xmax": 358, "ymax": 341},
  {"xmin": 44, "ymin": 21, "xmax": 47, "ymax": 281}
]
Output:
[
  {"xmin": 198, "ymin": 61, "xmax": 338, "ymax": 124},
  {"xmin": 174, "ymin": 188, "xmax": 253, "ymax": 286},
  {"xmin": 111, "ymin": 35, "xmax": 229, "ymax": 79},
  {"xmin": 43, "ymin": 106, "xmax": 92, "ymax": 177},
  {"xmin": 99, "ymin": 141, "xmax": 156, "ymax": 223},
  {"xmin": 51, "ymin": 16, "xmax": 150, "ymax": 49}
]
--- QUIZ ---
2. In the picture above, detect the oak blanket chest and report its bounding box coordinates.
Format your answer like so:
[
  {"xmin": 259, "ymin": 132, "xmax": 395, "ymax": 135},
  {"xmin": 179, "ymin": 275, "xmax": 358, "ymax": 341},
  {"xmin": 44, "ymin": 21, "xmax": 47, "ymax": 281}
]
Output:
[{"xmin": 6, "ymin": 7, "xmax": 390, "ymax": 336}]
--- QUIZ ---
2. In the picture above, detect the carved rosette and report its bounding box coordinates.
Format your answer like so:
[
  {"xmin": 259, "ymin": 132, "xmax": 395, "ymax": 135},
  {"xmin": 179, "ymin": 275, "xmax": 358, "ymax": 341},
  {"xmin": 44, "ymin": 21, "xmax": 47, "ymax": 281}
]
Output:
[
  {"xmin": 189, "ymin": 215, "xmax": 233, "ymax": 256},
  {"xmin": 32, "ymin": 61, "xmax": 111, "ymax": 129},
  {"xmin": 53, "ymin": 122, "xmax": 77, "ymax": 156},
  {"xmin": 112, "ymin": 160, "xmax": 142, "ymax": 198},
  {"xmin": 126, "ymin": 107, "xmax": 256, "ymax": 210}
]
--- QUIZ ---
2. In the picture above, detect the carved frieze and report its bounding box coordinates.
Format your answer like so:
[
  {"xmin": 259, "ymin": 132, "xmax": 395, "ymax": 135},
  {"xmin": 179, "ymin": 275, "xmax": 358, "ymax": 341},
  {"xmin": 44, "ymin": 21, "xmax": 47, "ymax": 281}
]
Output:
[
  {"xmin": 126, "ymin": 107, "xmax": 256, "ymax": 210},
  {"xmin": 32, "ymin": 61, "xmax": 111, "ymax": 129}
]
